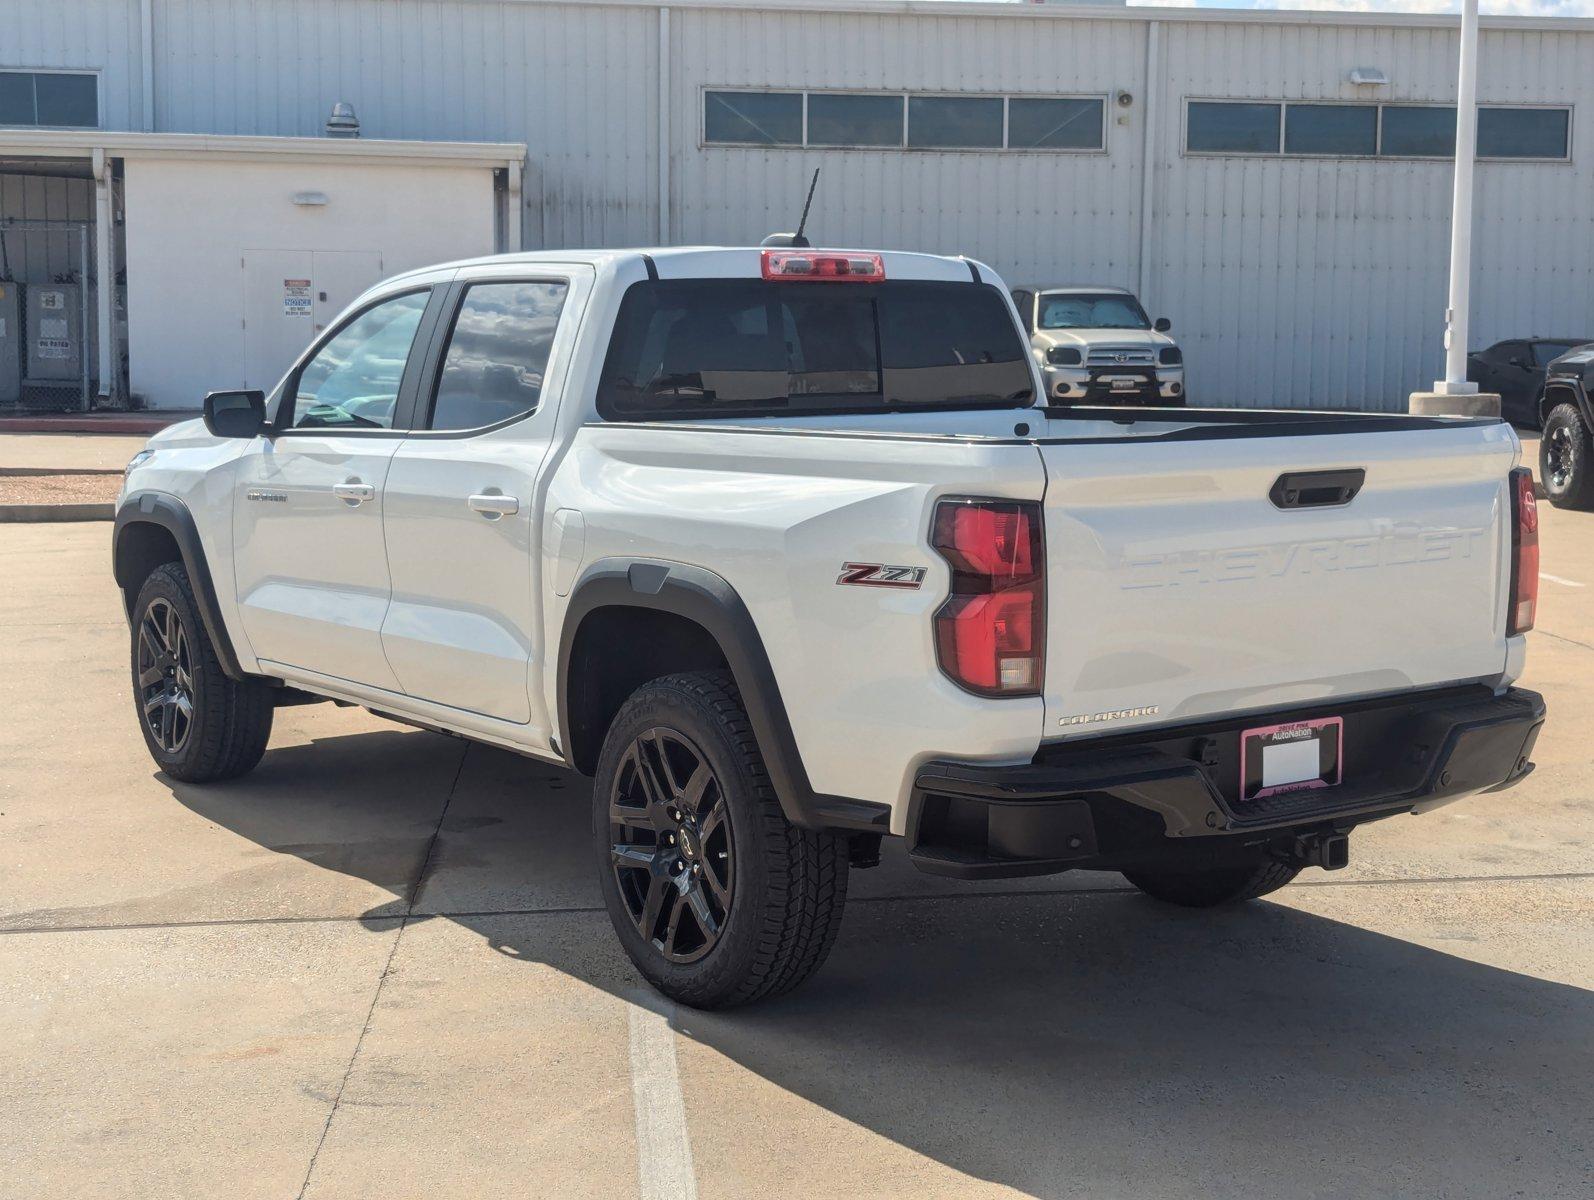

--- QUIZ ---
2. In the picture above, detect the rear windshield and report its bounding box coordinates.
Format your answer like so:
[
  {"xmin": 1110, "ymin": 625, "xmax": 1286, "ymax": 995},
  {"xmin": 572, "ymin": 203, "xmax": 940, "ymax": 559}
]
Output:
[{"xmin": 597, "ymin": 278, "xmax": 1033, "ymax": 421}]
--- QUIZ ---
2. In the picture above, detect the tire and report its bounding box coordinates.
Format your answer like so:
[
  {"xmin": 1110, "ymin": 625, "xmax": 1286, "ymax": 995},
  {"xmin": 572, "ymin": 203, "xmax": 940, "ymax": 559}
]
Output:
[
  {"xmin": 130, "ymin": 562, "xmax": 274, "ymax": 783},
  {"xmin": 593, "ymin": 670, "xmax": 848, "ymax": 1009},
  {"xmin": 1122, "ymin": 860, "xmax": 1299, "ymax": 908},
  {"xmin": 1540, "ymin": 402, "xmax": 1594, "ymax": 511}
]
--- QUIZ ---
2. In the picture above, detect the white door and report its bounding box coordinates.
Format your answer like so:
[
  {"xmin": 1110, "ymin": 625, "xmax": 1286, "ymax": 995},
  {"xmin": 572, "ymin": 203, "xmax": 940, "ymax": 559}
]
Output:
[
  {"xmin": 242, "ymin": 250, "xmax": 314, "ymax": 391},
  {"xmin": 233, "ymin": 287, "xmax": 434, "ymax": 691},
  {"xmin": 241, "ymin": 250, "xmax": 385, "ymax": 390},
  {"xmin": 380, "ymin": 272, "xmax": 584, "ymax": 737},
  {"xmin": 311, "ymin": 250, "xmax": 384, "ymax": 337}
]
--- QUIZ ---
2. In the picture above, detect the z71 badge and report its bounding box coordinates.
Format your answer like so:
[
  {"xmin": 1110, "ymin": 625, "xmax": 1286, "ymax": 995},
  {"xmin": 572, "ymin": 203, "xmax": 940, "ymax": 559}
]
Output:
[{"xmin": 837, "ymin": 563, "xmax": 927, "ymax": 589}]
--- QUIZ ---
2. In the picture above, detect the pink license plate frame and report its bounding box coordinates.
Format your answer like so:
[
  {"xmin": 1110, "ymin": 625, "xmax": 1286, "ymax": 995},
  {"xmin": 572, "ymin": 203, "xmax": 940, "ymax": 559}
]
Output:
[{"xmin": 1239, "ymin": 715, "xmax": 1343, "ymax": 802}]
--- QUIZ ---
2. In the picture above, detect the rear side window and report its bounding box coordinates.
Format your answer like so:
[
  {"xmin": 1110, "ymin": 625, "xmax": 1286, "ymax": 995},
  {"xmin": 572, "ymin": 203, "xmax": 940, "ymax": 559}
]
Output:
[
  {"xmin": 429, "ymin": 281, "xmax": 568, "ymax": 431},
  {"xmin": 597, "ymin": 279, "xmax": 1032, "ymax": 421}
]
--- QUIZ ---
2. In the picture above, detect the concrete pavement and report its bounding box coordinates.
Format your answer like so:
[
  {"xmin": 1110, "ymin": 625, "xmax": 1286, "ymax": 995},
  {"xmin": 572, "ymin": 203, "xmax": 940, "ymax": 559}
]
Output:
[{"xmin": 1, "ymin": 494, "xmax": 1591, "ymax": 1198}]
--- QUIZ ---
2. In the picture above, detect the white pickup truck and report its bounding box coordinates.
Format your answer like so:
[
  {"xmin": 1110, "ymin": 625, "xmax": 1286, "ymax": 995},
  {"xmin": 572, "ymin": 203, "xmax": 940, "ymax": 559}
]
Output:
[{"xmin": 115, "ymin": 245, "xmax": 1545, "ymax": 1008}]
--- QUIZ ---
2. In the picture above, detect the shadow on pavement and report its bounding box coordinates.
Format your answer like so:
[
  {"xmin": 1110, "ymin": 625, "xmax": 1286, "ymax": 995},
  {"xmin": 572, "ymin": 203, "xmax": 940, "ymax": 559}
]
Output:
[{"xmin": 168, "ymin": 728, "xmax": 1594, "ymax": 1197}]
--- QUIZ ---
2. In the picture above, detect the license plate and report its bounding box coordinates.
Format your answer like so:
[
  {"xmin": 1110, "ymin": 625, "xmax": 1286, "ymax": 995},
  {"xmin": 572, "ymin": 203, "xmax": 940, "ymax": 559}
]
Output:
[
  {"xmin": 1239, "ymin": 716, "xmax": 1342, "ymax": 802},
  {"xmin": 1110, "ymin": 379, "xmax": 1136, "ymax": 391}
]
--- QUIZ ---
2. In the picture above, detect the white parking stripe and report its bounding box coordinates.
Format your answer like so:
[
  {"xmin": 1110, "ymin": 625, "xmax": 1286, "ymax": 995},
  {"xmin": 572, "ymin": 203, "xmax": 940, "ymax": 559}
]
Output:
[
  {"xmin": 1541, "ymin": 573, "xmax": 1585, "ymax": 588},
  {"xmin": 628, "ymin": 992, "xmax": 698, "ymax": 1200}
]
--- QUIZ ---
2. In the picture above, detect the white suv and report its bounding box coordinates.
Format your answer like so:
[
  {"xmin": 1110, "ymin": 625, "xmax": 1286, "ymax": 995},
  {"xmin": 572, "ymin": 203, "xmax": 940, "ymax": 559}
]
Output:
[{"xmin": 1010, "ymin": 285, "xmax": 1185, "ymax": 406}]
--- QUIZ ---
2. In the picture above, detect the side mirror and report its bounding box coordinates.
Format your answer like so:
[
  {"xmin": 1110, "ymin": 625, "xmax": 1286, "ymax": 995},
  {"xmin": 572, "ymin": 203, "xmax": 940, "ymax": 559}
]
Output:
[
  {"xmin": 203, "ymin": 389, "xmax": 267, "ymax": 439},
  {"xmin": 1154, "ymin": 317, "xmax": 1172, "ymax": 333}
]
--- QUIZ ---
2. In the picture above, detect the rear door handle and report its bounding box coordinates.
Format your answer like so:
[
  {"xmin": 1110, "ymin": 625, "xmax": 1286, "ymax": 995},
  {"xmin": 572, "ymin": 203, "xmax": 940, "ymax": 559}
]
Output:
[
  {"xmin": 468, "ymin": 493, "xmax": 519, "ymax": 517},
  {"xmin": 332, "ymin": 482, "xmax": 375, "ymax": 505}
]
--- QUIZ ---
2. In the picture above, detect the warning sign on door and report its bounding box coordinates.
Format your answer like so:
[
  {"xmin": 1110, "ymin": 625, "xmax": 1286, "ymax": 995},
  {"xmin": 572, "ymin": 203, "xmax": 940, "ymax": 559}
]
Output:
[{"xmin": 283, "ymin": 279, "xmax": 312, "ymax": 316}]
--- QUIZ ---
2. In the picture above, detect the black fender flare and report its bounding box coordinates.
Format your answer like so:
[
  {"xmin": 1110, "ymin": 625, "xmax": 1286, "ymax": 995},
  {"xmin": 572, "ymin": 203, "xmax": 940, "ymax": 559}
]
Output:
[
  {"xmin": 557, "ymin": 559, "xmax": 889, "ymax": 834},
  {"xmin": 113, "ymin": 490, "xmax": 249, "ymax": 681},
  {"xmin": 1540, "ymin": 374, "xmax": 1594, "ymax": 429}
]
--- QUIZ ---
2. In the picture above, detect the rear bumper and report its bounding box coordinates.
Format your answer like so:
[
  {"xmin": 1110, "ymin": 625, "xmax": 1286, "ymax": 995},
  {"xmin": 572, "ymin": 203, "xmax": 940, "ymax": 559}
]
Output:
[{"xmin": 909, "ymin": 685, "xmax": 1545, "ymax": 879}]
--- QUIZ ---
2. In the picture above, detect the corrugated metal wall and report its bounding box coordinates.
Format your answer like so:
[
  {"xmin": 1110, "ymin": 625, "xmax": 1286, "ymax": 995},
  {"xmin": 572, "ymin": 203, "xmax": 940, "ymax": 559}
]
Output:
[{"xmin": 5, "ymin": 0, "xmax": 1594, "ymax": 410}]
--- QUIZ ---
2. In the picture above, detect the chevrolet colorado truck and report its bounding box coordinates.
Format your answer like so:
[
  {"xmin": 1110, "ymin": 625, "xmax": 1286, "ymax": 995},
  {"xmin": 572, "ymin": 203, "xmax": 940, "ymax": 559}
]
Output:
[
  {"xmin": 115, "ymin": 246, "xmax": 1545, "ymax": 1008},
  {"xmin": 1009, "ymin": 284, "xmax": 1185, "ymax": 406}
]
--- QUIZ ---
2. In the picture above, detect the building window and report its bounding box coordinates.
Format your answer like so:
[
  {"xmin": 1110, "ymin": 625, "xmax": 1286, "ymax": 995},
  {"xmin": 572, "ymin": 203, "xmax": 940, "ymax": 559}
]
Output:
[
  {"xmin": 0, "ymin": 70, "xmax": 98, "ymax": 128},
  {"xmin": 1285, "ymin": 103, "xmax": 1377, "ymax": 156},
  {"xmin": 1379, "ymin": 105, "xmax": 1456, "ymax": 157},
  {"xmin": 1008, "ymin": 97, "xmax": 1104, "ymax": 150},
  {"xmin": 1479, "ymin": 106, "xmax": 1570, "ymax": 159},
  {"xmin": 1190, "ymin": 99, "xmax": 1570, "ymax": 160},
  {"xmin": 908, "ymin": 96, "xmax": 1004, "ymax": 149},
  {"xmin": 703, "ymin": 90, "xmax": 801, "ymax": 146},
  {"xmin": 1186, "ymin": 101, "xmax": 1281, "ymax": 154},
  {"xmin": 807, "ymin": 93, "xmax": 902, "ymax": 148},
  {"xmin": 704, "ymin": 90, "xmax": 1105, "ymax": 152}
]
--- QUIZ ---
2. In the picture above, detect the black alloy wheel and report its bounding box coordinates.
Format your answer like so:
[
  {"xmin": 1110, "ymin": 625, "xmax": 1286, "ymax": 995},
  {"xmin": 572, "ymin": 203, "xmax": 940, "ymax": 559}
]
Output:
[
  {"xmin": 137, "ymin": 596, "xmax": 195, "ymax": 755},
  {"xmin": 1545, "ymin": 420, "xmax": 1576, "ymax": 492},
  {"xmin": 608, "ymin": 728, "xmax": 734, "ymax": 963}
]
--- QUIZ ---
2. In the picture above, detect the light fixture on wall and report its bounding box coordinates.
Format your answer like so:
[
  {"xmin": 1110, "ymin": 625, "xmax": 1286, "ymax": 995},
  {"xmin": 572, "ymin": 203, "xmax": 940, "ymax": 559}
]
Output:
[
  {"xmin": 292, "ymin": 191, "xmax": 329, "ymax": 206},
  {"xmin": 1347, "ymin": 67, "xmax": 1390, "ymax": 86}
]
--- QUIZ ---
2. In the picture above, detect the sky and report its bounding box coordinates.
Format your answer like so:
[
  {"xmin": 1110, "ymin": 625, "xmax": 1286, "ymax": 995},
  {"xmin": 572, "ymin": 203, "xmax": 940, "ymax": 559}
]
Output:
[{"xmin": 1121, "ymin": 1, "xmax": 1594, "ymax": 13}]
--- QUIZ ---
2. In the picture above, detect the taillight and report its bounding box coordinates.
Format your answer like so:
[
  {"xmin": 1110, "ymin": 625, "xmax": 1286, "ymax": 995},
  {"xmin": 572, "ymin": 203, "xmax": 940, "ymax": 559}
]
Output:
[
  {"xmin": 1508, "ymin": 466, "xmax": 1538, "ymax": 635},
  {"xmin": 931, "ymin": 499, "xmax": 1045, "ymax": 697},
  {"xmin": 761, "ymin": 250, "xmax": 885, "ymax": 282}
]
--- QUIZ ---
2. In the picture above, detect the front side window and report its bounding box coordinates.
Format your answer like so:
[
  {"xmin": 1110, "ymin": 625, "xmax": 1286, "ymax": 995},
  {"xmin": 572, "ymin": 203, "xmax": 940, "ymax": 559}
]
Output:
[
  {"xmin": 1187, "ymin": 101, "xmax": 1280, "ymax": 153},
  {"xmin": 1037, "ymin": 293, "xmax": 1151, "ymax": 331},
  {"xmin": 598, "ymin": 279, "xmax": 1031, "ymax": 421},
  {"xmin": 290, "ymin": 291, "xmax": 429, "ymax": 430},
  {"xmin": 429, "ymin": 281, "xmax": 569, "ymax": 431},
  {"xmin": 0, "ymin": 70, "xmax": 98, "ymax": 128},
  {"xmin": 1534, "ymin": 341, "xmax": 1579, "ymax": 367}
]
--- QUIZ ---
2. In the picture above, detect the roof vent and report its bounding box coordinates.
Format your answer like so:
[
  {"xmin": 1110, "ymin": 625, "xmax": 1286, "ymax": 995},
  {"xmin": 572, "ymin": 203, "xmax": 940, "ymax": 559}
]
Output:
[{"xmin": 325, "ymin": 102, "xmax": 361, "ymax": 138}]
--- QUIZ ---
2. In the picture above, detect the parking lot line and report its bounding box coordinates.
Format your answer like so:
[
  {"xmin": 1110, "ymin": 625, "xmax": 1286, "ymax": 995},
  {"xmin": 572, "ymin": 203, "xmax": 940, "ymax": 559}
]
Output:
[
  {"xmin": 1542, "ymin": 572, "xmax": 1585, "ymax": 588},
  {"xmin": 628, "ymin": 991, "xmax": 699, "ymax": 1200}
]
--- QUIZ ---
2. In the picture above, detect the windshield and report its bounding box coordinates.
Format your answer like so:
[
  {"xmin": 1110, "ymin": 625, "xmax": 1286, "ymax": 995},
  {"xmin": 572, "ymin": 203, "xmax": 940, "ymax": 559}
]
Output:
[
  {"xmin": 1037, "ymin": 292, "xmax": 1150, "ymax": 331},
  {"xmin": 598, "ymin": 279, "xmax": 1033, "ymax": 420}
]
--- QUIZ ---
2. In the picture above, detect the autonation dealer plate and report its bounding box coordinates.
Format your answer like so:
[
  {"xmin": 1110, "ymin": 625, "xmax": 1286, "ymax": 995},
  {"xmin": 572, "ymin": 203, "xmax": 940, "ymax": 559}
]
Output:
[{"xmin": 1239, "ymin": 715, "xmax": 1343, "ymax": 802}]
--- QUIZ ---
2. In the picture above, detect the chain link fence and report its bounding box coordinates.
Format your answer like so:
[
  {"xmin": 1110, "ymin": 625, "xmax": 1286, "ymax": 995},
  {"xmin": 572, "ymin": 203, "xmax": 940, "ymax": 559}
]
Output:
[{"xmin": 0, "ymin": 219, "xmax": 97, "ymax": 413}]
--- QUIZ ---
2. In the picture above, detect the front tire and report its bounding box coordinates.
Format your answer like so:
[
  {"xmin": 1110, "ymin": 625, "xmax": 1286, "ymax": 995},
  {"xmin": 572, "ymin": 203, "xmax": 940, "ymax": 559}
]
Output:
[
  {"xmin": 1540, "ymin": 402, "xmax": 1594, "ymax": 510},
  {"xmin": 130, "ymin": 562, "xmax": 274, "ymax": 782},
  {"xmin": 1123, "ymin": 860, "xmax": 1299, "ymax": 908},
  {"xmin": 593, "ymin": 671, "xmax": 848, "ymax": 1009}
]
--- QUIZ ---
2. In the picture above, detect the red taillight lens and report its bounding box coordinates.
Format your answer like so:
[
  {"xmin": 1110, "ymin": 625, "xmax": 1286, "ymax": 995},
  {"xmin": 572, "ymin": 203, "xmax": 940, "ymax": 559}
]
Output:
[
  {"xmin": 760, "ymin": 250, "xmax": 885, "ymax": 282},
  {"xmin": 931, "ymin": 500, "xmax": 1044, "ymax": 696},
  {"xmin": 1508, "ymin": 466, "xmax": 1538, "ymax": 635}
]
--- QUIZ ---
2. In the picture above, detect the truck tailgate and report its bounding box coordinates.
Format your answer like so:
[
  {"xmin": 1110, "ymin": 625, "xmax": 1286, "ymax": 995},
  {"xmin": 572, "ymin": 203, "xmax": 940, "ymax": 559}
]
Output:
[{"xmin": 1038, "ymin": 421, "xmax": 1520, "ymax": 740}]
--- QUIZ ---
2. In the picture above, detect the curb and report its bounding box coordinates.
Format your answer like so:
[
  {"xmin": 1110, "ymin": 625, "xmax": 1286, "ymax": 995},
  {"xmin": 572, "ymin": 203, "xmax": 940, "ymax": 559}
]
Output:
[{"xmin": 0, "ymin": 502, "xmax": 116, "ymax": 523}]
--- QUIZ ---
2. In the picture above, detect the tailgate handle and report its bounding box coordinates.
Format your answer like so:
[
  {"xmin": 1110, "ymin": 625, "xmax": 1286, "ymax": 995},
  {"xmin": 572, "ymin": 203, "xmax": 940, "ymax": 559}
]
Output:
[{"xmin": 1269, "ymin": 468, "xmax": 1365, "ymax": 510}]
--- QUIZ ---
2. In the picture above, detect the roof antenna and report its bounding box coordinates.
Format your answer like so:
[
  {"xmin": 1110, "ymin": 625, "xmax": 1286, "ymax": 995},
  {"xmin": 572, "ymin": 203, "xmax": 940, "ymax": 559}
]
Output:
[{"xmin": 761, "ymin": 168, "xmax": 820, "ymax": 248}]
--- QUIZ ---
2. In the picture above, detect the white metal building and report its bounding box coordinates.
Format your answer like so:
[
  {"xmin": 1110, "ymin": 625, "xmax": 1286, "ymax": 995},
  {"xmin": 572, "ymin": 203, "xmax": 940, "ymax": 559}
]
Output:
[{"xmin": 5, "ymin": 0, "xmax": 1594, "ymax": 410}]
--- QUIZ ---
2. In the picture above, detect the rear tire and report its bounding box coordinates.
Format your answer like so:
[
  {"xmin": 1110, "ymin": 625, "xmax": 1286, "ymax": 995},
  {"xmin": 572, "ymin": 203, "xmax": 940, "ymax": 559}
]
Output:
[
  {"xmin": 593, "ymin": 670, "xmax": 848, "ymax": 1009},
  {"xmin": 130, "ymin": 562, "xmax": 274, "ymax": 783},
  {"xmin": 1540, "ymin": 402, "xmax": 1594, "ymax": 511},
  {"xmin": 1123, "ymin": 860, "xmax": 1299, "ymax": 908}
]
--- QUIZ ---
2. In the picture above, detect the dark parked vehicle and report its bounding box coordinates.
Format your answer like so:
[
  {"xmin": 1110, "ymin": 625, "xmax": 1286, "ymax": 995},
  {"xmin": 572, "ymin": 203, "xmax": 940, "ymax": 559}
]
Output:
[
  {"xmin": 1467, "ymin": 337, "xmax": 1592, "ymax": 428},
  {"xmin": 1539, "ymin": 347, "xmax": 1594, "ymax": 510}
]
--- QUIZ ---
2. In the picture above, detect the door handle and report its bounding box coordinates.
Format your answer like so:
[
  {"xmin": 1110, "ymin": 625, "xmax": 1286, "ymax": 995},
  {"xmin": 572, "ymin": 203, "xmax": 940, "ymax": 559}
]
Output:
[
  {"xmin": 468, "ymin": 493, "xmax": 519, "ymax": 518},
  {"xmin": 332, "ymin": 482, "xmax": 375, "ymax": 505}
]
